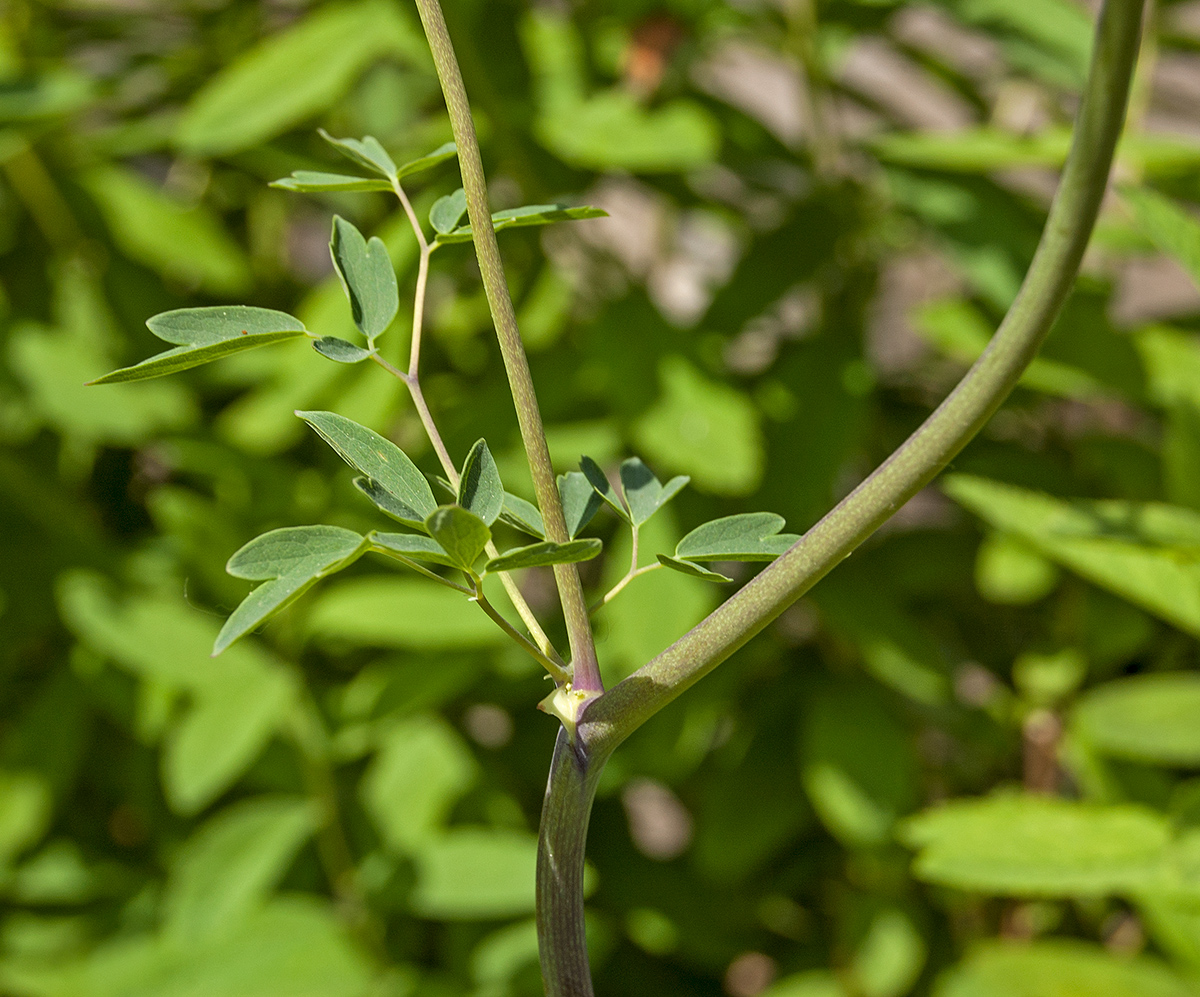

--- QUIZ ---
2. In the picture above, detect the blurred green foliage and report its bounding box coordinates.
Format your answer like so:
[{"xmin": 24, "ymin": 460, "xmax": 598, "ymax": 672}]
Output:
[{"xmin": 8, "ymin": 0, "xmax": 1200, "ymax": 995}]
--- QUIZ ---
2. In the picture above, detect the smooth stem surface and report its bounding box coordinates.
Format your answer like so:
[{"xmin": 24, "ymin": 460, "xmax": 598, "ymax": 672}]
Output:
[
  {"xmin": 413, "ymin": 0, "xmax": 602, "ymax": 694},
  {"xmin": 585, "ymin": 0, "xmax": 1144, "ymax": 751},
  {"xmin": 540, "ymin": 1, "xmax": 1143, "ymax": 994}
]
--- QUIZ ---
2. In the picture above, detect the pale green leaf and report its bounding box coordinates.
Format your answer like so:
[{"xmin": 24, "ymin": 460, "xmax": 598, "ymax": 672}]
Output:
[
  {"xmin": 900, "ymin": 795, "xmax": 1170, "ymax": 896},
  {"xmin": 298, "ymin": 410, "xmax": 436, "ymax": 527},
  {"xmin": 619, "ymin": 457, "xmax": 688, "ymax": 527},
  {"xmin": 675, "ymin": 512, "xmax": 798, "ymax": 562},
  {"xmin": 269, "ymin": 171, "xmax": 393, "ymax": 193},
  {"xmin": 656, "ymin": 554, "xmax": 732, "ymax": 582},
  {"xmin": 312, "ymin": 336, "xmax": 371, "ymax": 364},
  {"xmin": 317, "ymin": 129, "xmax": 397, "ymax": 178},
  {"xmin": 369, "ymin": 531, "xmax": 458, "ymax": 569},
  {"xmin": 361, "ymin": 715, "xmax": 477, "ymax": 854},
  {"xmin": 458, "ymin": 439, "xmax": 504, "ymax": 526},
  {"xmin": 558, "ymin": 471, "xmax": 603, "ymax": 537},
  {"xmin": 425, "ymin": 505, "xmax": 490, "ymax": 570},
  {"xmin": 330, "ymin": 216, "xmax": 399, "ymax": 341},
  {"xmin": 500, "ymin": 492, "xmax": 545, "ymax": 539},
  {"xmin": 176, "ymin": 0, "xmax": 426, "ymax": 154},
  {"xmin": 974, "ymin": 532, "xmax": 1060, "ymax": 605},
  {"xmin": 853, "ymin": 909, "xmax": 926, "ymax": 997},
  {"xmin": 1073, "ymin": 673, "xmax": 1200, "ymax": 766},
  {"xmin": 397, "ymin": 141, "xmax": 457, "ymax": 178},
  {"xmin": 936, "ymin": 941, "xmax": 1197, "ymax": 997},
  {"xmin": 0, "ymin": 772, "xmax": 51, "ymax": 866},
  {"xmin": 216, "ymin": 525, "xmax": 369, "ymax": 654},
  {"xmin": 484, "ymin": 538, "xmax": 602, "ymax": 573},
  {"xmin": 412, "ymin": 829, "xmax": 539, "ymax": 919},
  {"xmin": 306, "ymin": 578, "xmax": 503, "ymax": 649},
  {"xmin": 429, "ymin": 188, "xmax": 468, "ymax": 235},
  {"xmin": 163, "ymin": 796, "xmax": 315, "ymax": 942},
  {"xmin": 580, "ymin": 456, "xmax": 628, "ymax": 521}
]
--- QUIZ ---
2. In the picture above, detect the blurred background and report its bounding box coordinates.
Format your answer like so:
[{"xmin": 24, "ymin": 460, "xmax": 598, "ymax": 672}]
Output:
[{"xmin": 6, "ymin": 0, "xmax": 1200, "ymax": 994}]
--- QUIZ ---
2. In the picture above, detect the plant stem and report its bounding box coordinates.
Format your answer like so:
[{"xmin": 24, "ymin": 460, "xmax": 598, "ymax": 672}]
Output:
[
  {"xmin": 413, "ymin": 0, "xmax": 602, "ymax": 695},
  {"xmin": 586, "ymin": 0, "xmax": 1145, "ymax": 751},
  {"xmin": 475, "ymin": 583, "xmax": 572, "ymax": 684},
  {"xmin": 539, "ymin": 1, "xmax": 1144, "ymax": 993},
  {"xmin": 591, "ymin": 525, "xmax": 665, "ymax": 612}
]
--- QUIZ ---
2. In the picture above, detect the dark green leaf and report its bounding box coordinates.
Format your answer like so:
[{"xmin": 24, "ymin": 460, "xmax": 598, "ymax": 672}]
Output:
[
  {"xmin": 656, "ymin": 554, "xmax": 733, "ymax": 582},
  {"xmin": 216, "ymin": 526, "xmax": 368, "ymax": 654},
  {"xmin": 559, "ymin": 471, "xmax": 604, "ymax": 537},
  {"xmin": 369, "ymin": 531, "xmax": 458, "ymax": 569},
  {"xmin": 434, "ymin": 205, "xmax": 607, "ymax": 244},
  {"xmin": 318, "ymin": 129, "xmax": 398, "ymax": 179},
  {"xmin": 674, "ymin": 512, "xmax": 799, "ymax": 562},
  {"xmin": 484, "ymin": 538, "xmax": 602, "ymax": 573},
  {"xmin": 579, "ymin": 456, "xmax": 628, "ymax": 521},
  {"xmin": 397, "ymin": 141, "xmax": 458, "ymax": 178},
  {"xmin": 430, "ymin": 188, "xmax": 468, "ymax": 235},
  {"xmin": 619, "ymin": 457, "xmax": 689, "ymax": 526},
  {"xmin": 458, "ymin": 439, "xmax": 504, "ymax": 526},
  {"xmin": 270, "ymin": 171, "xmax": 393, "ymax": 193},
  {"xmin": 330, "ymin": 216, "xmax": 399, "ymax": 341},
  {"xmin": 425, "ymin": 506, "xmax": 491, "ymax": 571},
  {"xmin": 312, "ymin": 337, "xmax": 371, "ymax": 364},
  {"xmin": 499, "ymin": 493, "xmax": 545, "ymax": 539},
  {"xmin": 297, "ymin": 411, "xmax": 436, "ymax": 527},
  {"xmin": 89, "ymin": 307, "xmax": 308, "ymax": 383}
]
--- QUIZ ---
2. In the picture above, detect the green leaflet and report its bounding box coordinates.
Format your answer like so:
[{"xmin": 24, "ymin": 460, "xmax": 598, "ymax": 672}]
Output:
[
  {"xmin": 312, "ymin": 336, "xmax": 372, "ymax": 364},
  {"xmin": 297, "ymin": 410, "xmax": 436, "ymax": 528},
  {"xmin": 216, "ymin": 525, "xmax": 370, "ymax": 654},
  {"xmin": 618, "ymin": 457, "xmax": 688, "ymax": 526},
  {"xmin": 558, "ymin": 471, "xmax": 603, "ymax": 538},
  {"xmin": 484, "ymin": 538, "xmax": 602, "ymax": 573},
  {"xmin": 270, "ymin": 171, "xmax": 393, "ymax": 193},
  {"xmin": 425, "ymin": 506, "xmax": 491, "ymax": 570},
  {"xmin": 580, "ymin": 456, "xmax": 628, "ymax": 521},
  {"xmin": 674, "ymin": 512, "xmax": 799, "ymax": 561},
  {"xmin": 370, "ymin": 531, "xmax": 459, "ymax": 569},
  {"xmin": 430, "ymin": 188, "xmax": 468, "ymax": 234},
  {"xmin": 655, "ymin": 555, "xmax": 733, "ymax": 583},
  {"xmin": 433, "ymin": 203, "xmax": 607, "ymax": 245},
  {"xmin": 318, "ymin": 129, "xmax": 398, "ymax": 178},
  {"xmin": 329, "ymin": 216, "xmax": 399, "ymax": 342},
  {"xmin": 1073, "ymin": 673, "xmax": 1200, "ymax": 766},
  {"xmin": 89, "ymin": 307, "xmax": 307, "ymax": 384},
  {"xmin": 500, "ymin": 492, "xmax": 546, "ymax": 539},
  {"xmin": 397, "ymin": 141, "xmax": 458, "ymax": 178},
  {"xmin": 458, "ymin": 439, "xmax": 504, "ymax": 526}
]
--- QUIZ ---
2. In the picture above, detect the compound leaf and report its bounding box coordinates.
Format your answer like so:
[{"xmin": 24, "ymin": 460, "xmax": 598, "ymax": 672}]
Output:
[
  {"xmin": 330, "ymin": 216, "xmax": 399, "ymax": 341},
  {"xmin": 297, "ymin": 411, "xmax": 436, "ymax": 528},
  {"xmin": 674, "ymin": 512, "xmax": 799, "ymax": 562},
  {"xmin": 484, "ymin": 539, "xmax": 602, "ymax": 573},
  {"xmin": 458, "ymin": 439, "xmax": 504, "ymax": 526},
  {"xmin": 216, "ymin": 526, "xmax": 369, "ymax": 654},
  {"xmin": 89, "ymin": 307, "xmax": 306, "ymax": 384},
  {"xmin": 425, "ymin": 506, "xmax": 491, "ymax": 571}
]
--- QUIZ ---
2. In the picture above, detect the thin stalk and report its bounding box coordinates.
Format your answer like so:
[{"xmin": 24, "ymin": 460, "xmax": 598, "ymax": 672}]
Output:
[
  {"xmin": 538, "ymin": 2, "xmax": 1144, "ymax": 994},
  {"xmin": 475, "ymin": 583, "xmax": 572, "ymax": 684},
  {"xmin": 591, "ymin": 563, "xmax": 662, "ymax": 614},
  {"xmin": 413, "ymin": 0, "xmax": 602, "ymax": 695}
]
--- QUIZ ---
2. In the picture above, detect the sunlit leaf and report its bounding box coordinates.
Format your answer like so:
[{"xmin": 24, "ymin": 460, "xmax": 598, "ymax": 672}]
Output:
[
  {"xmin": 317, "ymin": 128, "xmax": 398, "ymax": 178},
  {"xmin": 397, "ymin": 141, "xmax": 458, "ymax": 178},
  {"xmin": 430, "ymin": 188, "xmax": 468, "ymax": 235},
  {"xmin": 619, "ymin": 457, "xmax": 688, "ymax": 527},
  {"xmin": 674, "ymin": 512, "xmax": 798, "ymax": 562},
  {"xmin": 330, "ymin": 215, "xmax": 399, "ymax": 341},
  {"xmin": 215, "ymin": 525, "xmax": 369, "ymax": 654},
  {"xmin": 458, "ymin": 439, "xmax": 504, "ymax": 526},
  {"xmin": 1073, "ymin": 673, "xmax": 1200, "ymax": 766},
  {"xmin": 412, "ymin": 829, "xmax": 540, "ymax": 920},
  {"xmin": 298, "ymin": 410, "xmax": 436, "ymax": 528},
  {"xmin": 484, "ymin": 538, "xmax": 601, "ymax": 573},
  {"xmin": 425, "ymin": 506, "xmax": 491, "ymax": 570}
]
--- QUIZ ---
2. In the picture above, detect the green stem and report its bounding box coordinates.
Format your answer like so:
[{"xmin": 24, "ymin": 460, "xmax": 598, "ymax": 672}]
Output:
[
  {"xmin": 475, "ymin": 582, "xmax": 572, "ymax": 684},
  {"xmin": 539, "ymin": 1, "xmax": 1144, "ymax": 994},
  {"xmin": 413, "ymin": 0, "xmax": 602, "ymax": 695}
]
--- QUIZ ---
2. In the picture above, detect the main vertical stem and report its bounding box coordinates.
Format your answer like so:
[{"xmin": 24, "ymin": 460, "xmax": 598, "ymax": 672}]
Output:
[
  {"xmin": 537, "ymin": 731, "xmax": 605, "ymax": 997},
  {"xmin": 413, "ymin": 0, "xmax": 602, "ymax": 694}
]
